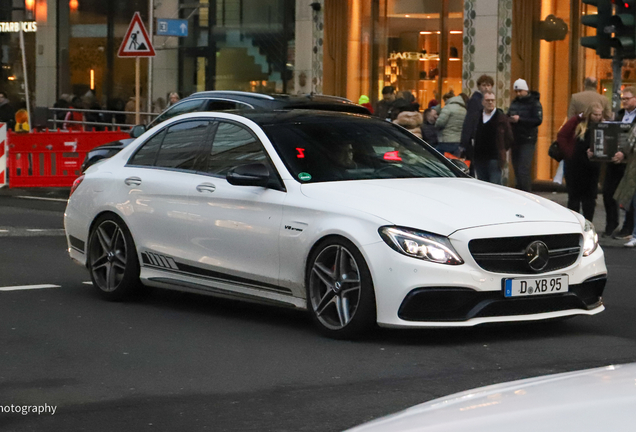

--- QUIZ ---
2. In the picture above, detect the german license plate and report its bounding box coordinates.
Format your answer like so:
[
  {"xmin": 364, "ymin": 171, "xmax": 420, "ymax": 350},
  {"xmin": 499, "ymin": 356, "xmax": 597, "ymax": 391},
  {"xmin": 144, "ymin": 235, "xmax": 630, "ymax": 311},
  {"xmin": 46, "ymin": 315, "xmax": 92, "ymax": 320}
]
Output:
[{"xmin": 504, "ymin": 275, "xmax": 569, "ymax": 298}]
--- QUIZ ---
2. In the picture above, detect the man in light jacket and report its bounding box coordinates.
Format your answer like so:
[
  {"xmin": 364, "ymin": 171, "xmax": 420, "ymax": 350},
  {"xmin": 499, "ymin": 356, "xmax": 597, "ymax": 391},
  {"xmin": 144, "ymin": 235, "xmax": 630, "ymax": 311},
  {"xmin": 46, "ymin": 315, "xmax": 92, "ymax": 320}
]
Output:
[{"xmin": 435, "ymin": 93, "xmax": 466, "ymax": 156}]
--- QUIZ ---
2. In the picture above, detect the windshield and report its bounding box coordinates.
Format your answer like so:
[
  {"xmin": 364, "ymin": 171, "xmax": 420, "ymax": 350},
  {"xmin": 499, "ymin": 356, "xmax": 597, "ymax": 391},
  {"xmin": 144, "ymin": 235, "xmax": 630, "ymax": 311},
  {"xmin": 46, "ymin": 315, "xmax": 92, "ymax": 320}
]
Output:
[{"xmin": 263, "ymin": 118, "xmax": 461, "ymax": 183}]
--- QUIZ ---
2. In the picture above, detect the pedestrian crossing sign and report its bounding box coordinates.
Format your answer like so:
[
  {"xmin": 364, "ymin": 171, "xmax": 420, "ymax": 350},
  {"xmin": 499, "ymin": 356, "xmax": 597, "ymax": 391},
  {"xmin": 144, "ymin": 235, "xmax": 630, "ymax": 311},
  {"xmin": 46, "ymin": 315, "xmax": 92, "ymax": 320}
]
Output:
[{"xmin": 118, "ymin": 12, "xmax": 156, "ymax": 58}]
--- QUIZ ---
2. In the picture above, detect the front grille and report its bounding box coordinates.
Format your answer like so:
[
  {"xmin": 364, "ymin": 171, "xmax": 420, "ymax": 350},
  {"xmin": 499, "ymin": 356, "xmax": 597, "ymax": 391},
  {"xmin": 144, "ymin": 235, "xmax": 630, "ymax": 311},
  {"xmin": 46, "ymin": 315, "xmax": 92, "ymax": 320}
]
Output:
[
  {"xmin": 468, "ymin": 234, "xmax": 581, "ymax": 274},
  {"xmin": 398, "ymin": 275, "xmax": 606, "ymax": 322}
]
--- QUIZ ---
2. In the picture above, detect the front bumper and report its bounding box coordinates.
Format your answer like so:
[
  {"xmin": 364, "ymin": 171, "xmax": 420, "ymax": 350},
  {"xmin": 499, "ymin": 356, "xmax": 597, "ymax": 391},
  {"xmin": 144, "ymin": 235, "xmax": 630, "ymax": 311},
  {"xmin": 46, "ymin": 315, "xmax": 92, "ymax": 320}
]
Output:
[
  {"xmin": 398, "ymin": 275, "xmax": 605, "ymax": 322},
  {"xmin": 362, "ymin": 222, "xmax": 608, "ymax": 328}
]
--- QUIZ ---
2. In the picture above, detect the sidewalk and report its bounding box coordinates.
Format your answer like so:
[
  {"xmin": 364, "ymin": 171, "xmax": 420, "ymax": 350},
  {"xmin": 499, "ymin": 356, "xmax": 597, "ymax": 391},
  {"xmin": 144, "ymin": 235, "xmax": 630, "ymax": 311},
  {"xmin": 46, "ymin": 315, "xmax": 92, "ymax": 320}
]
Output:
[
  {"xmin": 0, "ymin": 184, "xmax": 630, "ymax": 247},
  {"xmin": 0, "ymin": 186, "xmax": 71, "ymax": 200}
]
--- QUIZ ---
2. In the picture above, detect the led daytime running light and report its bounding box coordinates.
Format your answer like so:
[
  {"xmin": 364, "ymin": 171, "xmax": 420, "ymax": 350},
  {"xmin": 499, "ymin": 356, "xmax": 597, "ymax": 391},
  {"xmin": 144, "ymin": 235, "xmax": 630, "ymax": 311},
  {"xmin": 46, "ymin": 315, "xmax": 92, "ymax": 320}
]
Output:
[{"xmin": 380, "ymin": 227, "xmax": 463, "ymax": 265}]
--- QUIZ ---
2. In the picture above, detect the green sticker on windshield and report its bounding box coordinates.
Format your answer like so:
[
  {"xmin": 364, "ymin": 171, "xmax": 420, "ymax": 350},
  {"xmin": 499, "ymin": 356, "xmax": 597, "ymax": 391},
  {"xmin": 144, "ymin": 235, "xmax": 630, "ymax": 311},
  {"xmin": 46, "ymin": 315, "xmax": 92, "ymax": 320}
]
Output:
[{"xmin": 298, "ymin": 172, "xmax": 312, "ymax": 181}]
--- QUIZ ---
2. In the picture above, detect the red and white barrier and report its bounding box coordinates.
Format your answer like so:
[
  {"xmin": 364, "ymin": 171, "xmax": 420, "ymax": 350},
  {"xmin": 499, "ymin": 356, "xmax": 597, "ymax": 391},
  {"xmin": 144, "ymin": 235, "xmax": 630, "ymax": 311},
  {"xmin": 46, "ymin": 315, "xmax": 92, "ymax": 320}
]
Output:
[
  {"xmin": 6, "ymin": 129, "xmax": 130, "ymax": 188},
  {"xmin": 0, "ymin": 123, "xmax": 6, "ymax": 188}
]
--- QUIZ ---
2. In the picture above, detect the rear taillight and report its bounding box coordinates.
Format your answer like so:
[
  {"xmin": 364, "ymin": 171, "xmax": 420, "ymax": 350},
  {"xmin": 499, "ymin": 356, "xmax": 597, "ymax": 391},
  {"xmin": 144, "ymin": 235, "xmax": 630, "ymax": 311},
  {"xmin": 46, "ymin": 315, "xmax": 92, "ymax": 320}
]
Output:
[{"xmin": 70, "ymin": 175, "xmax": 85, "ymax": 197}]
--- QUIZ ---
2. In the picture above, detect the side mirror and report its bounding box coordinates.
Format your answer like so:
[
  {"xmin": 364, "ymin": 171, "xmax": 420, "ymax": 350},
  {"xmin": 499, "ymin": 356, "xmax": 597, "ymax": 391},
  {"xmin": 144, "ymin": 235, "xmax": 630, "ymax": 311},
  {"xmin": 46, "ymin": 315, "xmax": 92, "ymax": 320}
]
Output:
[
  {"xmin": 130, "ymin": 124, "xmax": 146, "ymax": 138},
  {"xmin": 450, "ymin": 159, "xmax": 470, "ymax": 175},
  {"xmin": 226, "ymin": 163, "xmax": 270, "ymax": 187}
]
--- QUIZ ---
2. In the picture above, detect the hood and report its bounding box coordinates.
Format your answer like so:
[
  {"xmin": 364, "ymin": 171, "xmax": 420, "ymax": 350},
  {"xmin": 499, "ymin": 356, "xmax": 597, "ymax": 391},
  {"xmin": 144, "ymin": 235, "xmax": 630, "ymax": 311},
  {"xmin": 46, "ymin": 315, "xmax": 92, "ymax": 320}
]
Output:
[
  {"xmin": 346, "ymin": 363, "xmax": 636, "ymax": 432},
  {"xmin": 515, "ymin": 90, "xmax": 541, "ymax": 103},
  {"xmin": 446, "ymin": 95, "xmax": 466, "ymax": 107},
  {"xmin": 394, "ymin": 111, "xmax": 423, "ymax": 128},
  {"xmin": 300, "ymin": 178, "xmax": 579, "ymax": 236}
]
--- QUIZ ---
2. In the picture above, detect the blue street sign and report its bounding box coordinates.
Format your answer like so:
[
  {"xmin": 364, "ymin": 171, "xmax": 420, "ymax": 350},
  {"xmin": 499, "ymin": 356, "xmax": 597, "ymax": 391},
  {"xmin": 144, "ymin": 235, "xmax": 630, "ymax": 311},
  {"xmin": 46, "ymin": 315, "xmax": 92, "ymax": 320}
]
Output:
[{"xmin": 156, "ymin": 19, "xmax": 188, "ymax": 37}]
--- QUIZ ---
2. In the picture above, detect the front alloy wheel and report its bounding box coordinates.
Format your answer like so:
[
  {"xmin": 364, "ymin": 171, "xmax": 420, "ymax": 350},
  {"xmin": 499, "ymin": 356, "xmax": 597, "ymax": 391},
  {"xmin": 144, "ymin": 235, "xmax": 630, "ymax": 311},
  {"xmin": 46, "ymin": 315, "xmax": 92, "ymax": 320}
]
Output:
[
  {"xmin": 307, "ymin": 238, "xmax": 376, "ymax": 338},
  {"xmin": 88, "ymin": 215, "xmax": 141, "ymax": 300}
]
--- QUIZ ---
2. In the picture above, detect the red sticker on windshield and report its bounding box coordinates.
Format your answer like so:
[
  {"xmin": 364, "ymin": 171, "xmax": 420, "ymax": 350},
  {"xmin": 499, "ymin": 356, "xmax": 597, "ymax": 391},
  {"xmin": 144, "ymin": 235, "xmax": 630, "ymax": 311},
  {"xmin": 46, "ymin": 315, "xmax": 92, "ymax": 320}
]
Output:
[
  {"xmin": 296, "ymin": 148, "xmax": 305, "ymax": 159},
  {"xmin": 384, "ymin": 151, "xmax": 401, "ymax": 161}
]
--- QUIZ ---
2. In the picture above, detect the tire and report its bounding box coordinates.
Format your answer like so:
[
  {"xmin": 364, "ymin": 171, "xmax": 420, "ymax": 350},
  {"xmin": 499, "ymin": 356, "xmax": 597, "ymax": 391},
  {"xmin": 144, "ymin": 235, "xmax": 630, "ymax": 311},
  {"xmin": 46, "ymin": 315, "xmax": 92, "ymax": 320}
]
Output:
[
  {"xmin": 306, "ymin": 237, "xmax": 377, "ymax": 339},
  {"xmin": 87, "ymin": 214, "xmax": 142, "ymax": 301}
]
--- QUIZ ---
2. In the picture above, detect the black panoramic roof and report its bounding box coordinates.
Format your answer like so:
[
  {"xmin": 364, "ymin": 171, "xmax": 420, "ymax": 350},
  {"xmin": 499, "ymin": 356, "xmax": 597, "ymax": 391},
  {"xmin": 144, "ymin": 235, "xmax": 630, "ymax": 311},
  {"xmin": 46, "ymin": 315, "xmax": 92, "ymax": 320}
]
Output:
[
  {"xmin": 181, "ymin": 90, "xmax": 370, "ymax": 114},
  {"xmin": 238, "ymin": 109, "xmax": 379, "ymax": 127}
]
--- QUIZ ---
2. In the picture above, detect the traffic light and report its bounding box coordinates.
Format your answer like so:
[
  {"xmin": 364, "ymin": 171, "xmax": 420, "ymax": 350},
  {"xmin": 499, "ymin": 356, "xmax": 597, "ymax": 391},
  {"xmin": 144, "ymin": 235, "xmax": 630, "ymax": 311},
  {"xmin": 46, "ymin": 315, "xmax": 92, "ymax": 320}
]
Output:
[
  {"xmin": 581, "ymin": 0, "xmax": 613, "ymax": 59},
  {"xmin": 610, "ymin": 0, "xmax": 636, "ymax": 58}
]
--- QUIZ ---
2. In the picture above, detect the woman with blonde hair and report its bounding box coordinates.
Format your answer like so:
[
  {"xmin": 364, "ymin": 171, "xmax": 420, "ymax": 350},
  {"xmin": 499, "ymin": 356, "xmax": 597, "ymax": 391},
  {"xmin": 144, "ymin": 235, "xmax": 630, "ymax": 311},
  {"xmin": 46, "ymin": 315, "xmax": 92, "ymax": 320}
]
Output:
[{"xmin": 556, "ymin": 102, "xmax": 603, "ymax": 221}]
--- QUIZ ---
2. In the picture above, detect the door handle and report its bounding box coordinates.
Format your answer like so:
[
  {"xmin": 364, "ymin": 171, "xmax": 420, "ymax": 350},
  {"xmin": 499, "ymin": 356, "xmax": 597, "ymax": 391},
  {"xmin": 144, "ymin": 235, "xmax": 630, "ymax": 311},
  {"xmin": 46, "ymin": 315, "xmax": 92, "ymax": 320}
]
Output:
[
  {"xmin": 124, "ymin": 177, "xmax": 142, "ymax": 186},
  {"xmin": 196, "ymin": 183, "xmax": 216, "ymax": 193}
]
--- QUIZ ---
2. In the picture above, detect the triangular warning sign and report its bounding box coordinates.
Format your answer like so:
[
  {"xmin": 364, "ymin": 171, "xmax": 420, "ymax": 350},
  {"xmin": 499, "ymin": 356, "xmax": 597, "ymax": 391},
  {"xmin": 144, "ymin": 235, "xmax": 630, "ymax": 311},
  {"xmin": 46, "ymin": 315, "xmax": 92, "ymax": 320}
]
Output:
[{"xmin": 118, "ymin": 12, "xmax": 156, "ymax": 57}]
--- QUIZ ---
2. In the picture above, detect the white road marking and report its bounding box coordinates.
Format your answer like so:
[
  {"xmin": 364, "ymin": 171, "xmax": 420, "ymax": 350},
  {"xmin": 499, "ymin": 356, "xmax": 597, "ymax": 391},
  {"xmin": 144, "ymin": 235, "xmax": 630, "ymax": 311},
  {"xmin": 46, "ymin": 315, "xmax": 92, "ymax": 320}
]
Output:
[
  {"xmin": 16, "ymin": 196, "xmax": 68, "ymax": 203},
  {"xmin": 0, "ymin": 284, "xmax": 60, "ymax": 291},
  {"xmin": 0, "ymin": 228, "xmax": 65, "ymax": 237},
  {"xmin": 82, "ymin": 281, "xmax": 93, "ymax": 285}
]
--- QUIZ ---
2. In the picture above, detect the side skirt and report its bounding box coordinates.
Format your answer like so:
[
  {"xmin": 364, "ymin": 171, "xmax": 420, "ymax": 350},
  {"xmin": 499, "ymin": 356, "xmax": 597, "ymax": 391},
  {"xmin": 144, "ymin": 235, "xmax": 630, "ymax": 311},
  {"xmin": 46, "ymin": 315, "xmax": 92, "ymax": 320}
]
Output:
[{"xmin": 140, "ymin": 266, "xmax": 307, "ymax": 310}]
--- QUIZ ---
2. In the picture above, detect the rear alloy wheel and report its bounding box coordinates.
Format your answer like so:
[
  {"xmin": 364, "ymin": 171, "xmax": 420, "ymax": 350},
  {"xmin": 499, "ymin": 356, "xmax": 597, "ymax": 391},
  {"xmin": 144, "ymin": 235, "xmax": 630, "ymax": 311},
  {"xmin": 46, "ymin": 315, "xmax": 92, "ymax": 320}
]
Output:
[
  {"xmin": 307, "ymin": 238, "xmax": 376, "ymax": 338},
  {"xmin": 88, "ymin": 215, "xmax": 142, "ymax": 301}
]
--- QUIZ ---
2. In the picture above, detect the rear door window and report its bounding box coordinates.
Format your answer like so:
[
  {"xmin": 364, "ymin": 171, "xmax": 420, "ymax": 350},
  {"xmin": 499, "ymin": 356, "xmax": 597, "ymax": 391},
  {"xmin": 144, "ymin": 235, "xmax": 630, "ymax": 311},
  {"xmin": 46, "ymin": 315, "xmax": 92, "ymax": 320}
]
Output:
[
  {"xmin": 154, "ymin": 120, "xmax": 212, "ymax": 171},
  {"xmin": 128, "ymin": 130, "xmax": 165, "ymax": 166},
  {"xmin": 204, "ymin": 121, "xmax": 270, "ymax": 176}
]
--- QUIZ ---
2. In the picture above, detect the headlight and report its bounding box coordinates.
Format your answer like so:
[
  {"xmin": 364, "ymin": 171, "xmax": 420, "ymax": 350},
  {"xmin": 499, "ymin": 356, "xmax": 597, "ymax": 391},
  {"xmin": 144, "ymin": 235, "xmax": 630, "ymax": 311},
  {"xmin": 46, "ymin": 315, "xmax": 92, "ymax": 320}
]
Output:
[
  {"xmin": 379, "ymin": 226, "xmax": 464, "ymax": 265},
  {"xmin": 582, "ymin": 220, "xmax": 598, "ymax": 256}
]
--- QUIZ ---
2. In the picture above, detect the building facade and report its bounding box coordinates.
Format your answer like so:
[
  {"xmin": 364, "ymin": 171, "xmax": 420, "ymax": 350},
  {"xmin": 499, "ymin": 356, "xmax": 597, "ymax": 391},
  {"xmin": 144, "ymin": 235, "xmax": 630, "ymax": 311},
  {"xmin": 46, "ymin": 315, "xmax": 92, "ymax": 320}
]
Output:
[{"xmin": 0, "ymin": 0, "xmax": 630, "ymax": 183}]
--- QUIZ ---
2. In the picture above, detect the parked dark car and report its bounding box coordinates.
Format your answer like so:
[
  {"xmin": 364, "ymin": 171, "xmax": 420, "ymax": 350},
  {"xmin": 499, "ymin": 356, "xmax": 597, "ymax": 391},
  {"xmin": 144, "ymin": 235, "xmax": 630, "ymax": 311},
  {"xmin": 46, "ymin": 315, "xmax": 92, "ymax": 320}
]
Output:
[
  {"xmin": 130, "ymin": 91, "xmax": 371, "ymax": 137},
  {"xmin": 81, "ymin": 138, "xmax": 134, "ymax": 172},
  {"xmin": 84, "ymin": 92, "xmax": 370, "ymax": 172}
]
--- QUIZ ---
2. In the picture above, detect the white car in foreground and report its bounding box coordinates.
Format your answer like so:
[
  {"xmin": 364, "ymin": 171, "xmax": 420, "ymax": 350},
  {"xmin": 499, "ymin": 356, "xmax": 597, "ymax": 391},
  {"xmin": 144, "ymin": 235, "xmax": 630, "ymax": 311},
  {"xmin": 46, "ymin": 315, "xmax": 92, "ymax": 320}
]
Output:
[
  {"xmin": 346, "ymin": 363, "xmax": 636, "ymax": 431},
  {"xmin": 64, "ymin": 110, "xmax": 607, "ymax": 338}
]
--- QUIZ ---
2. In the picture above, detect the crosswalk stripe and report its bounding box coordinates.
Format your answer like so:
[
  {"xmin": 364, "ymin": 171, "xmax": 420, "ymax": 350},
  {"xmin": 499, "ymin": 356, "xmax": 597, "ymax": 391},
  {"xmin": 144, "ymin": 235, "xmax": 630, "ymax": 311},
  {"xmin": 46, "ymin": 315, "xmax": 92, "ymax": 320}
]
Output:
[{"xmin": 0, "ymin": 284, "xmax": 61, "ymax": 291}]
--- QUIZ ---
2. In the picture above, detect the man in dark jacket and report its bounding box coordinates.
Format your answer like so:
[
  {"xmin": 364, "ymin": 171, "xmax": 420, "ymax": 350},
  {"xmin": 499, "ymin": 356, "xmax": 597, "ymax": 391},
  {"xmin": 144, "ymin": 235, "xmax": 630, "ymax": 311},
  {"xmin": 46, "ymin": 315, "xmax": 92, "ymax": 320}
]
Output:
[
  {"xmin": 460, "ymin": 74, "xmax": 494, "ymax": 160},
  {"xmin": 508, "ymin": 79, "xmax": 543, "ymax": 192},
  {"xmin": 605, "ymin": 86, "xmax": 636, "ymax": 238},
  {"xmin": 373, "ymin": 86, "xmax": 396, "ymax": 121},
  {"xmin": 472, "ymin": 91, "xmax": 513, "ymax": 184},
  {"xmin": 420, "ymin": 108, "xmax": 439, "ymax": 148},
  {"xmin": 0, "ymin": 91, "xmax": 15, "ymax": 130}
]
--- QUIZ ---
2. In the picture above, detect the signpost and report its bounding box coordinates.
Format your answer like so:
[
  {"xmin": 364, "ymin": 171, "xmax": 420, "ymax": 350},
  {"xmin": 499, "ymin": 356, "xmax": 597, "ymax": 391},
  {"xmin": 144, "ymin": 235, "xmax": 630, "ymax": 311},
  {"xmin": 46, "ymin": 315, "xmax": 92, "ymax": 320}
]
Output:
[
  {"xmin": 118, "ymin": 12, "xmax": 155, "ymax": 125},
  {"xmin": 156, "ymin": 19, "xmax": 188, "ymax": 37}
]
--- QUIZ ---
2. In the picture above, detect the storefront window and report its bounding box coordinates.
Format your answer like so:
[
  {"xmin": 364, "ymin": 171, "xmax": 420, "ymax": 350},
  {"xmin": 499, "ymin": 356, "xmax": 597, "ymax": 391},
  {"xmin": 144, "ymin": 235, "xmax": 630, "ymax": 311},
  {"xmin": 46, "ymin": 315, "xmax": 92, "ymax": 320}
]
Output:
[
  {"xmin": 0, "ymin": 1, "xmax": 35, "ymax": 109},
  {"xmin": 384, "ymin": 0, "xmax": 463, "ymax": 109},
  {"xmin": 66, "ymin": 0, "xmax": 149, "ymax": 108},
  {"xmin": 178, "ymin": 0, "xmax": 295, "ymax": 95}
]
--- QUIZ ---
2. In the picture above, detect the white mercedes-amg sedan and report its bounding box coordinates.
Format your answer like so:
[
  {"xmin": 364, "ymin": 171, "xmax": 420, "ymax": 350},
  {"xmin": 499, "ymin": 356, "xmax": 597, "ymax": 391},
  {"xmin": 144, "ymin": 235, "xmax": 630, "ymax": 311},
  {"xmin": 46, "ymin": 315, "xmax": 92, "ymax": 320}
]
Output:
[{"xmin": 64, "ymin": 110, "xmax": 607, "ymax": 338}]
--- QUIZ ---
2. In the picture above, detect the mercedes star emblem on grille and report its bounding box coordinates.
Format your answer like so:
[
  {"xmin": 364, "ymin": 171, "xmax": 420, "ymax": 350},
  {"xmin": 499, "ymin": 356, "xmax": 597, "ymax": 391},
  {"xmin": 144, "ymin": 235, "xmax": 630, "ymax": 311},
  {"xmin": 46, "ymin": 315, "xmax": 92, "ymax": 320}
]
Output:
[{"xmin": 525, "ymin": 240, "xmax": 549, "ymax": 272}]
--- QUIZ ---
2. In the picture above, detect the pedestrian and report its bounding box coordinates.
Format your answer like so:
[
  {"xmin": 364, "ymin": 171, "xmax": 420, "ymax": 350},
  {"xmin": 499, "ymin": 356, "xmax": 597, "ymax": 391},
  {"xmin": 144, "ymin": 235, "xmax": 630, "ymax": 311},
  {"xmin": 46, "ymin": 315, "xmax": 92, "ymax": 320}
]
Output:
[
  {"xmin": 167, "ymin": 91, "xmax": 180, "ymax": 107},
  {"xmin": 612, "ymin": 125, "xmax": 636, "ymax": 247},
  {"xmin": 420, "ymin": 108, "xmax": 439, "ymax": 148},
  {"xmin": 393, "ymin": 109, "xmax": 423, "ymax": 139},
  {"xmin": 392, "ymin": 90, "xmax": 419, "ymax": 118},
  {"xmin": 568, "ymin": 77, "xmax": 611, "ymax": 119},
  {"xmin": 358, "ymin": 95, "xmax": 374, "ymax": 114},
  {"xmin": 603, "ymin": 86, "xmax": 636, "ymax": 238},
  {"xmin": 471, "ymin": 90, "xmax": 513, "ymax": 185},
  {"xmin": 0, "ymin": 91, "xmax": 16, "ymax": 130},
  {"xmin": 460, "ymin": 75, "xmax": 494, "ymax": 161},
  {"xmin": 63, "ymin": 96, "xmax": 84, "ymax": 131},
  {"xmin": 435, "ymin": 91, "xmax": 466, "ymax": 156},
  {"xmin": 508, "ymin": 78, "xmax": 543, "ymax": 192},
  {"xmin": 556, "ymin": 102, "xmax": 603, "ymax": 222},
  {"xmin": 373, "ymin": 86, "xmax": 396, "ymax": 121},
  {"xmin": 153, "ymin": 97, "xmax": 167, "ymax": 114}
]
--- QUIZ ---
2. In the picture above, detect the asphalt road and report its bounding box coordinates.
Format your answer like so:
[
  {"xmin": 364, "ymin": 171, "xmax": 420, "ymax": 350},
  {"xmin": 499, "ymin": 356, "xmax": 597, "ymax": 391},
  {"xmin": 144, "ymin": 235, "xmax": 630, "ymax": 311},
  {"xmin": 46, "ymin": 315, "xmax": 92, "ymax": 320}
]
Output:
[{"xmin": 1, "ymin": 193, "xmax": 636, "ymax": 432}]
